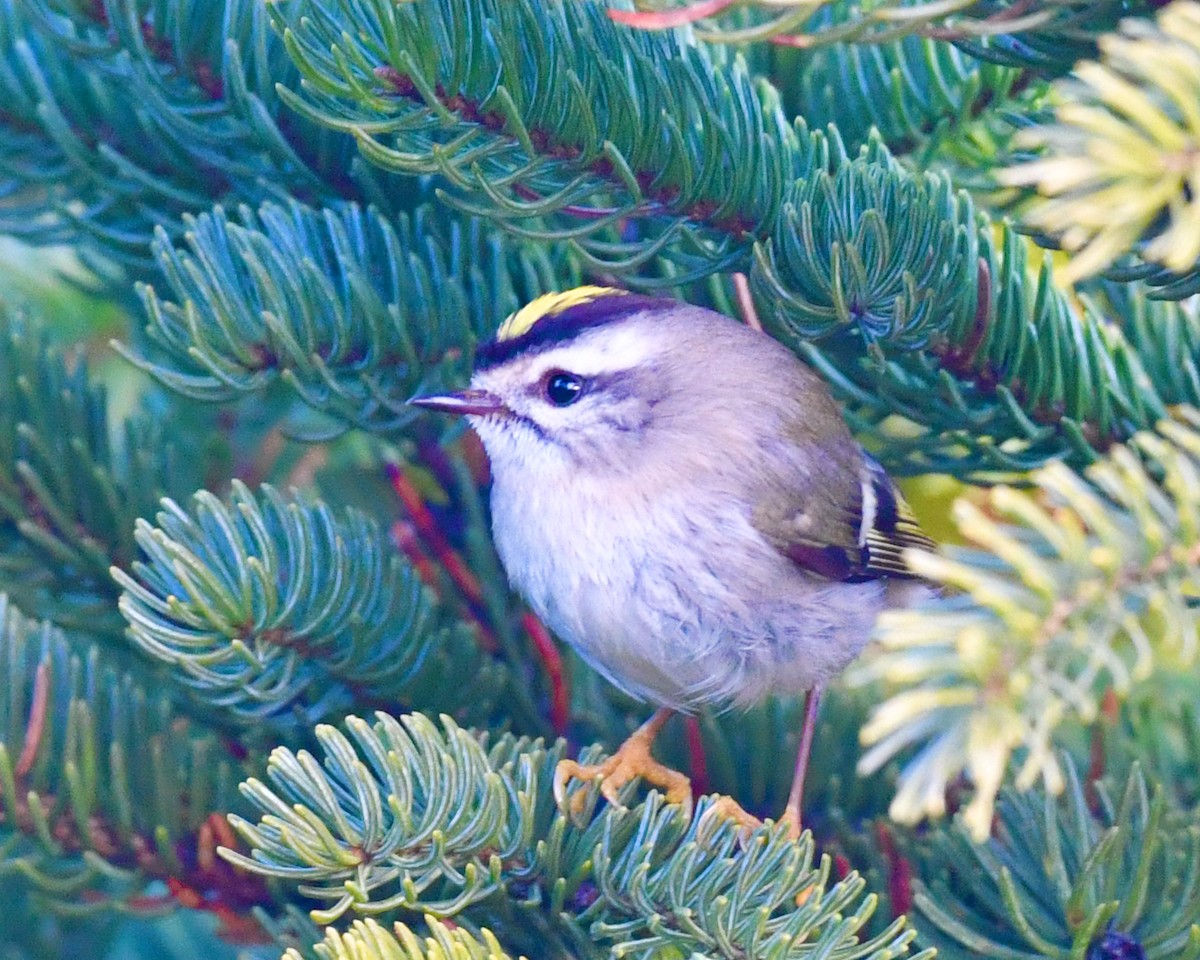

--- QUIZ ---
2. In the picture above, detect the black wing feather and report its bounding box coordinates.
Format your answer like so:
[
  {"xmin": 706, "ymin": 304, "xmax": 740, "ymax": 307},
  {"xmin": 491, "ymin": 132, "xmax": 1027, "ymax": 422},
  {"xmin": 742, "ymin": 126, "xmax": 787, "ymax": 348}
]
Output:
[{"xmin": 784, "ymin": 456, "xmax": 934, "ymax": 583}]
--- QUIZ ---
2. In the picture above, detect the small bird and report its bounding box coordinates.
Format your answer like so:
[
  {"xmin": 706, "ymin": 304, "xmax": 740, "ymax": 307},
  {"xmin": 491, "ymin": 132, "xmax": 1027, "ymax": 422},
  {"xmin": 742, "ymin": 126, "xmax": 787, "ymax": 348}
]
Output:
[{"xmin": 411, "ymin": 286, "xmax": 933, "ymax": 833}]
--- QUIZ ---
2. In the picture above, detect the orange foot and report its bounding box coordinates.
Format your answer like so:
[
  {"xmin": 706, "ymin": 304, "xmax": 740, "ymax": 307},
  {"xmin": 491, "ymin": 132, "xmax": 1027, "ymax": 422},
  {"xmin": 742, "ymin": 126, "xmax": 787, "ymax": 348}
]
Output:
[
  {"xmin": 776, "ymin": 807, "xmax": 803, "ymax": 842},
  {"xmin": 702, "ymin": 795, "xmax": 763, "ymax": 835},
  {"xmin": 700, "ymin": 797, "xmax": 807, "ymax": 846},
  {"xmin": 554, "ymin": 713, "xmax": 691, "ymax": 818}
]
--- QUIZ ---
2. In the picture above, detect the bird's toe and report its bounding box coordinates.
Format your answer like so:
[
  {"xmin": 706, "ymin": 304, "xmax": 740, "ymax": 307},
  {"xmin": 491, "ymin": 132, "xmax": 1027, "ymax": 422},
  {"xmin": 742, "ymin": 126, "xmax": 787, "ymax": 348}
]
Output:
[{"xmin": 701, "ymin": 795, "xmax": 763, "ymax": 842}]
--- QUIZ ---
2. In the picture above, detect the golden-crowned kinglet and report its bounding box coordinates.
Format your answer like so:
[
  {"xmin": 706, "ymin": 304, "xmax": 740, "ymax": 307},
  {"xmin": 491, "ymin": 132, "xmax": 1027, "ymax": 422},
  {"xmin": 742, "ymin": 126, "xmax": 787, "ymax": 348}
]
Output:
[{"xmin": 411, "ymin": 286, "xmax": 932, "ymax": 833}]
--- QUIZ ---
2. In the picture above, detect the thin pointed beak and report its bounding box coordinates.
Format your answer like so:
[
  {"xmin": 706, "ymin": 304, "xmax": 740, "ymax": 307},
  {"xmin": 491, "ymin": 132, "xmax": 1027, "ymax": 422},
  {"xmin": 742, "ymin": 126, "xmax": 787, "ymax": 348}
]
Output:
[{"xmin": 408, "ymin": 389, "xmax": 507, "ymax": 417}]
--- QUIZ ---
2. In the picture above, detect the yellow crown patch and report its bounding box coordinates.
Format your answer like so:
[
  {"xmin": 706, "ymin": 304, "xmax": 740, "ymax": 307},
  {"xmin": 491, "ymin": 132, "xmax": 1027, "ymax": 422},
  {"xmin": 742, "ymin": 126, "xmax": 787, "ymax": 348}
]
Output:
[{"xmin": 496, "ymin": 286, "xmax": 628, "ymax": 342}]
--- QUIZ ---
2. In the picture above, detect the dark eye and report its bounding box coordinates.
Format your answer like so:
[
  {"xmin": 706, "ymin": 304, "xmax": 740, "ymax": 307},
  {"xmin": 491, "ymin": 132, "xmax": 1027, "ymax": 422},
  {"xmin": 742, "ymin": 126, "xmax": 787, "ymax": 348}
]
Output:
[{"xmin": 545, "ymin": 371, "xmax": 584, "ymax": 406}]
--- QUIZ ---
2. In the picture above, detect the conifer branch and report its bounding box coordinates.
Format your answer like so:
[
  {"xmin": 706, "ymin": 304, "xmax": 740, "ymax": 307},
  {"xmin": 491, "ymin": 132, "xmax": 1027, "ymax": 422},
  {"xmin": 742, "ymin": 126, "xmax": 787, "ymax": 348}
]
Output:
[
  {"xmin": 125, "ymin": 200, "xmax": 570, "ymax": 435},
  {"xmin": 914, "ymin": 760, "xmax": 1200, "ymax": 959},
  {"xmin": 611, "ymin": 0, "xmax": 1144, "ymax": 72},
  {"xmin": 0, "ymin": 0, "xmax": 411, "ymax": 268},
  {"xmin": 293, "ymin": 917, "xmax": 515, "ymax": 960},
  {"xmin": 779, "ymin": 192, "xmax": 1200, "ymax": 475},
  {"xmin": 1116, "ymin": 690, "xmax": 1200, "ymax": 810},
  {"xmin": 274, "ymin": 0, "xmax": 786, "ymax": 259},
  {"xmin": 777, "ymin": 27, "xmax": 1034, "ymax": 161},
  {"xmin": 1001, "ymin": 2, "xmax": 1200, "ymax": 287},
  {"xmin": 222, "ymin": 711, "xmax": 930, "ymax": 960},
  {"xmin": 0, "ymin": 595, "xmax": 269, "ymax": 918},
  {"xmin": 1099, "ymin": 282, "xmax": 1200, "ymax": 407},
  {"xmin": 0, "ymin": 311, "xmax": 183, "ymax": 632},
  {"xmin": 852, "ymin": 409, "xmax": 1200, "ymax": 839},
  {"xmin": 112, "ymin": 482, "xmax": 507, "ymax": 739}
]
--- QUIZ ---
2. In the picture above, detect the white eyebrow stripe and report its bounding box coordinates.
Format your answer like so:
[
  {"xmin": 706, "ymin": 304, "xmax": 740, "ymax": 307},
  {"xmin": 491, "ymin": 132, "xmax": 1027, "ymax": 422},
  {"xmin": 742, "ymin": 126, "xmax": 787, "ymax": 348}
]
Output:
[{"xmin": 524, "ymin": 325, "xmax": 659, "ymax": 379}]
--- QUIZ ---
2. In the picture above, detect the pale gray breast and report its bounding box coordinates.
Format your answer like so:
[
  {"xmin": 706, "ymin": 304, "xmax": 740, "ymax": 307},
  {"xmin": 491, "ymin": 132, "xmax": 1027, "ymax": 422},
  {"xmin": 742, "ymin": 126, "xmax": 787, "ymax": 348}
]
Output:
[{"xmin": 491, "ymin": 462, "xmax": 881, "ymax": 708}]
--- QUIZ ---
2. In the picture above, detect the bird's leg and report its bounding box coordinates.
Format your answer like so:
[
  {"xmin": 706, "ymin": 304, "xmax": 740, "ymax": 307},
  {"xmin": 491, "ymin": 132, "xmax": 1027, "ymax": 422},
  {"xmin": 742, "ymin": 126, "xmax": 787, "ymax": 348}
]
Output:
[
  {"xmin": 779, "ymin": 684, "xmax": 824, "ymax": 839},
  {"xmin": 705, "ymin": 688, "xmax": 826, "ymax": 841},
  {"xmin": 554, "ymin": 708, "xmax": 692, "ymax": 818}
]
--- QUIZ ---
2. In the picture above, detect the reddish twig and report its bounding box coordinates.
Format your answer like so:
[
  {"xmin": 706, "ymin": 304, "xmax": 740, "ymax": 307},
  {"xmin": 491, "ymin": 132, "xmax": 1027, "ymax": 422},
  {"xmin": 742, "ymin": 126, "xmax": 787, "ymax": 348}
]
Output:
[
  {"xmin": 284, "ymin": 444, "xmax": 330, "ymax": 490},
  {"xmin": 197, "ymin": 814, "xmax": 225, "ymax": 873},
  {"xmin": 390, "ymin": 521, "xmax": 445, "ymax": 590},
  {"xmin": 769, "ymin": 32, "xmax": 821, "ymax": 49},
  {"xmin": 1085, "ymin": 686, "xmax": 1120, "ymax": 812},
  {"xmin": 458, "ymin": 431, "xmax": 492, "ymax": 487},
  {"xmin": 15, "ymin": 661, "xmax": 50, "ymax": 779},
  {"xmin": 732, "ymin": 272, "xmax": 762, "ymax": 332},
  {"xmin": 936, "ymin": 258, "xmax": 992, "ymax": 379},
  {"xmin": 165, "ymin": 877, "xmax": 272, "ymax": 944},
  {"xmin": 390, "ymin": 521, "xmax": 500, "ymax": 653},
  {"xmin": 243, "ymin": 427, "xmax": 287, "ymax": 489},
  {"xmin": 875, "ymin": 823, "xmax": 914, "ymax": 916},
  {"xmin": 386, "ymin": 464, "xmax": 500, "ymax": 652},
  {"xmin": 386, "ymin": 462, "xmax": 486, "ymax": 605},
  {"xmin": 165, "ymin": 813, "xmax": 274, "ymax": 942},
  {"xmin": 608, "ymin": 0, "xmax": 737, "ymax": 29},
  {"xmin": 684, "ymin": 715, "xmax": 710, "ymax": 797},
  {"xmin": 522, "ymin": 612, "xmax": 569, "ymax": 735}
]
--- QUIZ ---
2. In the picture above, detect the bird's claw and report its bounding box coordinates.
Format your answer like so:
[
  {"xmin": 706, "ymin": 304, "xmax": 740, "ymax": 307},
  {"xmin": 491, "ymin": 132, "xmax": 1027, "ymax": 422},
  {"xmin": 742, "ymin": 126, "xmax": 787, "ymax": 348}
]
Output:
[
  {"xmin": 553, "ymin": 741, "xmax": 692, "ymax": 821},
  {"xmin": 699, "ymin": 795, "xmax": 763, "ymax": 844}
]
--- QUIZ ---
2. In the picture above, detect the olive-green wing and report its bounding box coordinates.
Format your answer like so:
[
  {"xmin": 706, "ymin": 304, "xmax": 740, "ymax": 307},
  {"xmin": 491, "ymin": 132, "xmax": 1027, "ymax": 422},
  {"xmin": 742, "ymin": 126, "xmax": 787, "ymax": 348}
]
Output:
[{"xmin": 758, "ymin": 455, "xmax": 934, "ymax": 583}]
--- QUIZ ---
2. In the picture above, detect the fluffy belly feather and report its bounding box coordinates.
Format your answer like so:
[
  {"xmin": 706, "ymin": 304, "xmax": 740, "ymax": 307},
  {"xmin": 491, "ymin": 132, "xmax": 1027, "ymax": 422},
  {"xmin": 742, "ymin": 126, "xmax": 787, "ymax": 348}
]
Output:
[{"xmin": 490, "ymin": 481, "xmax": 887, "ymax": 711}]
